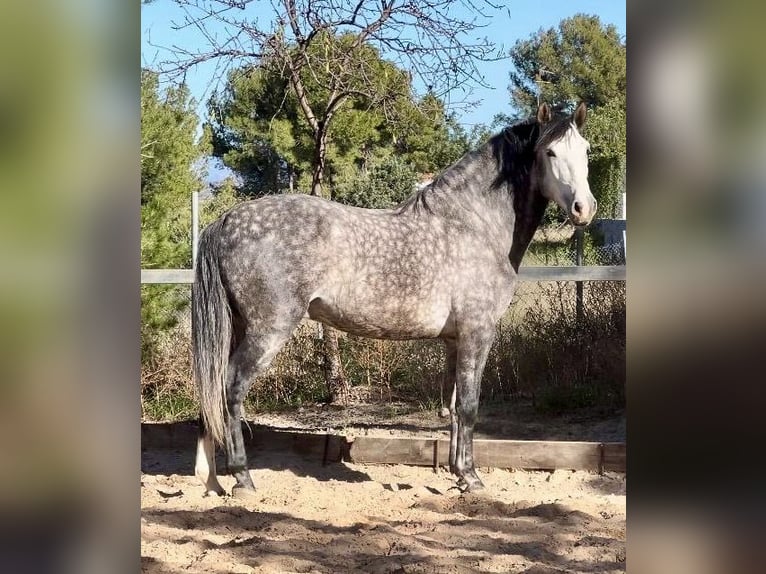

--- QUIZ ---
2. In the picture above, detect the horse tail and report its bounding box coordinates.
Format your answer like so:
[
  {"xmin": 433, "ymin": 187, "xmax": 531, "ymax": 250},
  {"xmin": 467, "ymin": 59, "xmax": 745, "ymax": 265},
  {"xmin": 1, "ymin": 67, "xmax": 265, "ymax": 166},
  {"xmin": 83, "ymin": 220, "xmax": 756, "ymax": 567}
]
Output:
[{"xmin": 192, "ymin": 216, "xmax": 232, "ymax": 447}]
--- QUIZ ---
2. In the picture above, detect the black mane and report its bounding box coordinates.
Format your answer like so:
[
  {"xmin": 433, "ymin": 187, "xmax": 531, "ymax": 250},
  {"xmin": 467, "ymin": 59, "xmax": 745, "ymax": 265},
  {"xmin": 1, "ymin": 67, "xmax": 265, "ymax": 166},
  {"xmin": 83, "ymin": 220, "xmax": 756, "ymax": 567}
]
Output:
[
  {"xmin": 397, "ymin": 110, "xmax": 576, "ymax": 216},
  {"xmin": 493, "ymin": 111, "xmax": 576, "ymax": 270}
]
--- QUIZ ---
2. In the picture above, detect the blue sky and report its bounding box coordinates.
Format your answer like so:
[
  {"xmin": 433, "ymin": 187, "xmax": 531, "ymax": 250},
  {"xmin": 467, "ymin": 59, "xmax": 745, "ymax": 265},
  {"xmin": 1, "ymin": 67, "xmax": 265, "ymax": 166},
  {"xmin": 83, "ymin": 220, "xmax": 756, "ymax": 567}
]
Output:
[
  {"xmin": 142, "ymin": 1, "xmax": 624, "ymax": 127},
  {"xmin": 141, "ymin": 1, "xmax": 624, "ymax": 181}
]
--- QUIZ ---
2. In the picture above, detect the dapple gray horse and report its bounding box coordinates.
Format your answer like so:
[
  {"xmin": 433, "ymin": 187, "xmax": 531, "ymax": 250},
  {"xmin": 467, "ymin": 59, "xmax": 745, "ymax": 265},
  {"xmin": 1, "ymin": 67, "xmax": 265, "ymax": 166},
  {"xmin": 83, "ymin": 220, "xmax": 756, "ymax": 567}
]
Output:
[{"xmin": 192, "ymin": 102, "xmax": 596, "ymax": 497}]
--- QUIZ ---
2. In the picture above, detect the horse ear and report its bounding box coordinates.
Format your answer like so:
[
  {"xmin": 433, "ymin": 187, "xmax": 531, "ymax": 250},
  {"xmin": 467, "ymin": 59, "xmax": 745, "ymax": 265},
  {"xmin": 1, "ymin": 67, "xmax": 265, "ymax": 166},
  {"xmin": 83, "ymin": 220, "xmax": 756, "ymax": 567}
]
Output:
[
  {"xmin": 574, "ymin": 102, "xmax": 587, "ymax": 129},
  {"xmin": 537, "ymin": 102, "xmax": 551, "ymax": 124}
]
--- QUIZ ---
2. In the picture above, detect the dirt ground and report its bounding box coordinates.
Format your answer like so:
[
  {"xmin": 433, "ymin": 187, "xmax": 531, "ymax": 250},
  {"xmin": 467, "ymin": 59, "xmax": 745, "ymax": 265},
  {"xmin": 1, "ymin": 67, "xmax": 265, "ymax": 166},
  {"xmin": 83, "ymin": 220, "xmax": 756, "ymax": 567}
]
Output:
[{"xmin": 142, "ymin": 405, "xmax": 626, "ymax": 573}]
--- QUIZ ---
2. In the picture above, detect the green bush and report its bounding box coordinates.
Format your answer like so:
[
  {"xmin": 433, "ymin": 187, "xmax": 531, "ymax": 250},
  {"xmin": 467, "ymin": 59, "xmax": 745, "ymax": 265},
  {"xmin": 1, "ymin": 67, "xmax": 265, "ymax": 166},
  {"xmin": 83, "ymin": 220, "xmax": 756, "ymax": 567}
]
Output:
[
  {"xmin": 334, "ymin": 156, "xmax": 417, "ymax": 209},
  {"xmin": 339, "ymin": 336, "xmax": 445, "ymax": 403},
  {"xmin": 140, "ymin": 307, "xmax": 196, "ymax": 421}
]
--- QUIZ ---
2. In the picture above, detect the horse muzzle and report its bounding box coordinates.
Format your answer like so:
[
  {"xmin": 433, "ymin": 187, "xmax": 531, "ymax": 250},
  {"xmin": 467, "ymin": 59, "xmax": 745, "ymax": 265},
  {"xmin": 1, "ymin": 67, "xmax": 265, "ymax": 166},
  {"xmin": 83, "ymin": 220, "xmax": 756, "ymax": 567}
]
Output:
[{"xmin": 570, "ymin": 196, "xmax": 597, "ymax": 227}]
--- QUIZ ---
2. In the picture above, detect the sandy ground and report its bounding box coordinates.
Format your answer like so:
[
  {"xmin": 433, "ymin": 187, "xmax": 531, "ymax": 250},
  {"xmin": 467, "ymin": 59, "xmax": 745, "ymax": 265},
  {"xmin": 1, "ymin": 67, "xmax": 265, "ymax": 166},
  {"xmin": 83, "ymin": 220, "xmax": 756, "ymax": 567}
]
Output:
[{"xmin": 142, "ymin": 405, "xmax": 625, "ymax": 573}]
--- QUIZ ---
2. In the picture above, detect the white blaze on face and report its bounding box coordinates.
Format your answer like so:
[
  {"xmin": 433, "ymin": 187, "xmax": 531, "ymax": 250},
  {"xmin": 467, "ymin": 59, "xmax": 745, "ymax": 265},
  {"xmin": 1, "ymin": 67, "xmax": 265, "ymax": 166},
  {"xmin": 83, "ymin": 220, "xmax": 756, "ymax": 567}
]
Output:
[{"xmin": 539, "ymin": 104, "xmax": 598, "ymax": 226}]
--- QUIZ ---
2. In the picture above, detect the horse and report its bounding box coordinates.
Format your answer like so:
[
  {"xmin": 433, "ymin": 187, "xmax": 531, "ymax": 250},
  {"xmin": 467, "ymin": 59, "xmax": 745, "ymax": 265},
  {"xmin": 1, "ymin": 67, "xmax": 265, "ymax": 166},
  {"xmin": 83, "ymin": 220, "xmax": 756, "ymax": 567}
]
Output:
[{"xmin": 192, "ymin": 102, "xmax": 596, "ymax": 497}]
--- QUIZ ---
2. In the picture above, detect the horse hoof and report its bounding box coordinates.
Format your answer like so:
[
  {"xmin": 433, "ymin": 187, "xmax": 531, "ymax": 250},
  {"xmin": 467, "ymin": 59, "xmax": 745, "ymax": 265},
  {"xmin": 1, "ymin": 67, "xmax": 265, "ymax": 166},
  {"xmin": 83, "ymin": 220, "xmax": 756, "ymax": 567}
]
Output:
[
  {"xmin": 231, "ymin": 486, "xmax": 258, "ymax": 500},
  {"xmin": 457, "ymin": 470, "xmax": 485, "ymax": 493},
  {"xmin": 462, "ymin": 480, "xmax": 486, "ymax": 493},
  {"xmin": 204, "ymin": 487, "xmax": 225, "ymax": 497}
]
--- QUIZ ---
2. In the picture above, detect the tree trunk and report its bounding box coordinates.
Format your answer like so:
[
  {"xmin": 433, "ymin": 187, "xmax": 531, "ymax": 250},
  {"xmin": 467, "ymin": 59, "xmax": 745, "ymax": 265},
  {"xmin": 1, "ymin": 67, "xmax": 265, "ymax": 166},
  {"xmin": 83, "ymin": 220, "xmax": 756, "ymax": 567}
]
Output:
[
  {"xmin": 310, "ymin": 125, "xmax": 328, "ymax": 197},
  {"xmin": 308, "ymin": 124, "xmax": 347, "ymax": 403},
  {"xmin": 288, "ymin": 165, "xmax": 295, "ymax": 193},
  {"xmin": 320, "ymin": 324, "xmax": 349, "ymax": 405},
  {"xmin": 310, "ymin": 166, "xmax": 324, "ymax": 196}
]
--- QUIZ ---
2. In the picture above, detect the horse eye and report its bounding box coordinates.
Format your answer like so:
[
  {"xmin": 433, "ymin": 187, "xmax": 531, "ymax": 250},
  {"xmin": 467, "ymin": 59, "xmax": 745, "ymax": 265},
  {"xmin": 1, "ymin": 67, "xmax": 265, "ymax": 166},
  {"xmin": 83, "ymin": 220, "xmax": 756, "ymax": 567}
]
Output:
[{"xmin": 546, "ymin": 149, "xmax": 556, "ymax": 158}]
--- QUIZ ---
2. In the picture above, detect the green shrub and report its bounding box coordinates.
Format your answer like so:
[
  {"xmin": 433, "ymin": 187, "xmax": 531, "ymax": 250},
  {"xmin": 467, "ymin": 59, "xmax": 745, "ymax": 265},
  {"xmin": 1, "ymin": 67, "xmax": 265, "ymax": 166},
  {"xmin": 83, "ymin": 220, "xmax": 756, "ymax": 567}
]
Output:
[
  {"xmin": 244, "ymin": 322, "xmax": 327, "ymax": 411},
  {"xmin": 334, "ymin": 157, "xmax": 417, "ymax": 209}
]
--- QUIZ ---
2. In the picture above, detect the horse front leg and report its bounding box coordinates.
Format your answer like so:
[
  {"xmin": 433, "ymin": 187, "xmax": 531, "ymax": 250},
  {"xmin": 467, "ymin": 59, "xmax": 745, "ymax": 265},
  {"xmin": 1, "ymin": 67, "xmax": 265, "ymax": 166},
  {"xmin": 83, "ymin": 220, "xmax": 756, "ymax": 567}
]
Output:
[{"xmin": 453, "ymin": 328, "xmax": 495, "ymax": 492}]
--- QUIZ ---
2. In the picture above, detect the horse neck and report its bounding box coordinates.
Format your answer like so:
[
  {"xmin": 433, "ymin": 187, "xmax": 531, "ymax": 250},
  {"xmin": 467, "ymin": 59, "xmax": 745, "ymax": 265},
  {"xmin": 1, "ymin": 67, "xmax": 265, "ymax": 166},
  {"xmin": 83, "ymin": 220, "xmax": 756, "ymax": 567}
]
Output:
[
  {"xmin": 492, "ymin": 124, "xmax": 549, "ymax": 272},
  {"xmin": 428, "ymin": 138, "xmax": 548, "ymax": 266},
  {"xmin": 508, "ymin": 186, "xmax": 549, "ymax": 272},
  {"xmin": 400, "ymin": 130, "xmax": 548, "ymax": 265},
  {"xmin": 422, "ymin": 148, "xmax": 517, "ymax": 248}
]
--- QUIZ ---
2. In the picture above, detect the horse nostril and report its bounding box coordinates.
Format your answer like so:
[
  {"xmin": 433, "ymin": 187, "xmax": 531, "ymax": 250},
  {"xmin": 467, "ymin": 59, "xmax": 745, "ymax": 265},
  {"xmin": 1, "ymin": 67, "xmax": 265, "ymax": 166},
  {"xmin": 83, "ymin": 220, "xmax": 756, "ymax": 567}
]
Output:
[{"xmin": 573, "ymin": 201, "xmax": 583, "ymax": 215}]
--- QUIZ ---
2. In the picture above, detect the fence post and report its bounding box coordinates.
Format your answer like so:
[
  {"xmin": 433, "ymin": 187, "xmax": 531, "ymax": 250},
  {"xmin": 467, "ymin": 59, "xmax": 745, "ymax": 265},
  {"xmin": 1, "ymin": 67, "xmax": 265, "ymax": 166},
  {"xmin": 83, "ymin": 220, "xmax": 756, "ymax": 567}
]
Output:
[
  {"xmin": 575, "ymin": 227, "xmax": 584, "ymax": 322},
  {"xmin": 622, "ymin": 229, "xmax": 627, "ymax": 261},
  {"xmin": 191, "ymin": 190, "xmax": 199, "ymax": 269}
]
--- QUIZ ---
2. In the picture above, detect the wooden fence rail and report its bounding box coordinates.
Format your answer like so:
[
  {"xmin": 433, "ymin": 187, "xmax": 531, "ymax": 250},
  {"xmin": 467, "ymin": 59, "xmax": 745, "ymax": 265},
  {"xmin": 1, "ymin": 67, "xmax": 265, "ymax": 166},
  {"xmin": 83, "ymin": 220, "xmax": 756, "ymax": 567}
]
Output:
[
  {"xmin": 141, "ymin": 265, "xmax": 625, "ymax": 285},
  {"xmin": 141, "ymin": 269, "xmax": 194, "ymax": 284}
]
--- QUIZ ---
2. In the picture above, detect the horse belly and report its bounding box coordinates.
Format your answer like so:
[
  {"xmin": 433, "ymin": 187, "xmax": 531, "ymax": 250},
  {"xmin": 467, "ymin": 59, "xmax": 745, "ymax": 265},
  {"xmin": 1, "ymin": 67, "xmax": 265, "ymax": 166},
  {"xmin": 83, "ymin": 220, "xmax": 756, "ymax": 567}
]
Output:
[{"xmin": 307, "ymin": 291, "xmax": 450, "ymax": 340}]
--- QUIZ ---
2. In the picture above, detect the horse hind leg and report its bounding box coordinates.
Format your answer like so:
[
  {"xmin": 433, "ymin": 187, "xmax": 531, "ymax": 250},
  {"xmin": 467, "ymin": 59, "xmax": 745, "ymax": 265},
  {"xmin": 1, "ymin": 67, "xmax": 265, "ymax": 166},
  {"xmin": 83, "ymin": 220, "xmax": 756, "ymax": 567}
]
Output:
[
  {"xmin": 444, "ymin": 340, "xmax": 459, "ymax": 475},
  {"xmin": 195, "ymin": 417, "xmax": 225, "ymax": 496},
  {"xmin": 225, "ymin": 316, "xmax": 303, "ymax": 498}
]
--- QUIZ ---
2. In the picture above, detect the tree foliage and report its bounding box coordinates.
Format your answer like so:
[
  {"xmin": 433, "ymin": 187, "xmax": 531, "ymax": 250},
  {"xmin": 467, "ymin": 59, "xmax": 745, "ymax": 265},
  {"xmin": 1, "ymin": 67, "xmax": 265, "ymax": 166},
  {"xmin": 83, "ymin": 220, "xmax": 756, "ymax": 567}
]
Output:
[
  {"xmin": 583, "ymin": 99, "xmax": 626, "ymax": 160},
  {"xmin": 141, "ymin": 69, "xmax": 205, "ymax": 266},
  {"xmin": 207, "ymin": 34, "xmax": 478, "ymax": 198},
  {"xmin": 584, "ymin": 99, "xmax": 626, "ymax": 218},
  {"xmin": 508, "ymin": 14, "xmax": 625, "ymax": 115},
  {"xmin": 141, "ymin": 69, "xmax": 206, "ymax": 348},
  {"xmin": 334, "ymin": 156, "xmax": 417, "ymax": 209},
  {"xmin": 200, "ymin": 177, "xmax": 244, "ymax": 227},
  {"xmin": 392, "ymin": 93, "xmax": 484, "ymax": 174},
  {"xmin": 207, "ymin": 32, "xmax": 413, "ymax": 196}
]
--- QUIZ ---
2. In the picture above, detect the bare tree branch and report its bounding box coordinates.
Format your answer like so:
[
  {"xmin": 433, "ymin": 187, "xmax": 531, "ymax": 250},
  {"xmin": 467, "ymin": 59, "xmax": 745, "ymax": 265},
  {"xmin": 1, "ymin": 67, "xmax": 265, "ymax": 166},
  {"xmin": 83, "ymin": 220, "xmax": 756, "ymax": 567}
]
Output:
[
  {"xmin": 158, "ymin": 0, "xmax": 507, "ymax": 193},
  {"xmin": 161, "ymin": 0, "xmax": 503, "ymax": 98}
]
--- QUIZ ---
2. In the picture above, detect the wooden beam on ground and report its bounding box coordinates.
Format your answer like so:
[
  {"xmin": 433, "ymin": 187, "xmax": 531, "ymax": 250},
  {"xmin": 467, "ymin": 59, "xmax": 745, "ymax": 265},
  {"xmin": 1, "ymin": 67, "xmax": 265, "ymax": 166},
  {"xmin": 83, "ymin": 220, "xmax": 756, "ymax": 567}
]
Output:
[
  {"xmin": 141, "ymin": 421, "xmax": 198, "ymax": 449},
  {"xmin": 348, "ymin": 436, "xmax": 625, "ymax": 472},
  {"xmin": 602, "ymin": 442, "xmax": 626, "ymax": 472},
  {"xmin": 141, "ymin": 423, "xmax": 625, "ymax": 473},
  {"xmin": 141, "ymin": 422, "xmax": 347, "ymax": 463},
  {"xmin": 239, "ymin": 428, "xmax": 347, "ymax": 463}
]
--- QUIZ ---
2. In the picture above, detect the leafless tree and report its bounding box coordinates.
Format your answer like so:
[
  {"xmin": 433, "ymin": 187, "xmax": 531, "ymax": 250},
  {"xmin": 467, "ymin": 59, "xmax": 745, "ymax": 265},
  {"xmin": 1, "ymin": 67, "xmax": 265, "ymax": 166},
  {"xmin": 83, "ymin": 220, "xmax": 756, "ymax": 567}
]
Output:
[{"xmin": 158, "ymin": 0, "xmax": 504, "ymax": 195}]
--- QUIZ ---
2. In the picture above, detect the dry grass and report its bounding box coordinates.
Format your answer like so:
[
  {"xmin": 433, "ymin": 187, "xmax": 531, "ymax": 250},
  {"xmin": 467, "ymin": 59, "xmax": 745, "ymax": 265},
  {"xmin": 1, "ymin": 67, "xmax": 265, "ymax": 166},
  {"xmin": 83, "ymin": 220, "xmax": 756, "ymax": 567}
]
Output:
[
  {"xmin": 141, "ymin": 278, "xmax": 625, "ymax": 421},
  {"xmin": 141, "ymin": 318, "xmax": 197, "ymax": 421}
]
